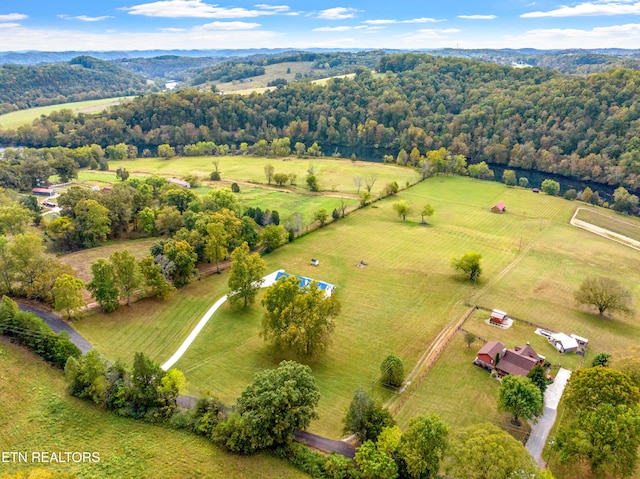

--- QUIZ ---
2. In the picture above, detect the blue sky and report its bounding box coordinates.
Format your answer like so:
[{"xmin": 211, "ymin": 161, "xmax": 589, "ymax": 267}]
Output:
[{"xmin": 1, "ymin": 0, "xmax": 640, "ymax": 51}]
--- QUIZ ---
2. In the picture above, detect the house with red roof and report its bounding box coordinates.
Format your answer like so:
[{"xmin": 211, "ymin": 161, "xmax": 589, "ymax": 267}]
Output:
[{"xmin": 475, "ymin": 341, "xmax": 545, "ymax": 377}]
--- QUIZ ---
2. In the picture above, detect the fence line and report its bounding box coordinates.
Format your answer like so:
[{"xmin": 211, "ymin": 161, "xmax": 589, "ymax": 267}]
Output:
[{"xmin": 391, "ymin": 306, "xmax": 477, "ymax": 415}]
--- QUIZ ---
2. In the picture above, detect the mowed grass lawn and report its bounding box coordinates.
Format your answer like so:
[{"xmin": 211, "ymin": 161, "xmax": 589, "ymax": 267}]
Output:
[
  {"xmin": 0, "ymin": 337, "xmax": 306, "ymax": 479},
  {"xmin": 78, "ymin": 176, "xmax": 583, "ymax": 438},
  {"xmin": 575, "ymin": 206, "xmax": 640, "ymax": 242},
  {"xmin": 59, "ymin": 238, "xmax": 157, "ymax": 283},
  {"xmin": 106, "ymin": 156, "xmax": 420, "ymax": 197},
  {"xmin": 397, "ymin": 186, "xmax": 640, "ymax": 440},
  {"xmin": 0, "ymin": 97, "xmax": 130, "ymax": 130}
]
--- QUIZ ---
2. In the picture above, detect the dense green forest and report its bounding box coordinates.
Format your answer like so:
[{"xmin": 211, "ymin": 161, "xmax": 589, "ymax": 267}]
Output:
[
  {"xmin": 3, "ymin": 53, "xmax": 640, "ymax": 189},
  {"xmin": 112, "ymin": 55, "xmax": 224, "ymax": 81},
  {"xmin": 0, "ymin": 56, "xmax": 153, "ymax": 113}
]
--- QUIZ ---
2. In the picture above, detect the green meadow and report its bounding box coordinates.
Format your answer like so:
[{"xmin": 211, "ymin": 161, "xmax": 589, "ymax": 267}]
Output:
[
  {"xmin": 70, "ymin": 175, "xmax": 640, "ymax": 443},
  {"xmin": 0, "ymin": 337, "xmax": 306, "ymax": 479},
  {"xmin": 0, "ymin": 97, "xmax": 130, "ymax": 130}
]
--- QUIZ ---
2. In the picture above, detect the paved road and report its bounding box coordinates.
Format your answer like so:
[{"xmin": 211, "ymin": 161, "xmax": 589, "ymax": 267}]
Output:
[
  {"xmin": 294, "ymin": 431, "xmax": 355, "ymax": 458},
  {"xmin": 18, "ymin": 302, "xmax": 92, "ymax": 354},
  {"xmin": 526, "ymin": 367, "xmax": 572, "ymax": 467}
]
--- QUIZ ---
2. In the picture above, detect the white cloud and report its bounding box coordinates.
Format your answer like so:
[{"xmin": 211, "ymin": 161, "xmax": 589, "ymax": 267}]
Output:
[
  {"xmin": 254, "ymin": 4, "xmax": 290, "ymax": 13},
  {"xmin": 363, "ymin": 17, "xmax": 441, "ymax": 25},
  {"xmin": 316, "ymin": 7, "xmax": 360, "ymax": 20},
  {"xmin": 522, "ymin": 2, "xmax": 640, "ymax": 18},
  {"xmin": 312, "ymin": 25, "xmax": 376, "ymax": 32},
  {"xmin": 0, "ymin": 25, "xmax": 281, "ymax": 51},
  {"xmin": 457, "ymin": 14, "xmax": 497, "ymax": 20},
  {"xmin": 58, "ymin": 14, "xmax": 114, "ymax": 22},
  {"xmin": 160, "ymin": 27, "xmax": 186, "ymax": 32},
  {"xmin": 0, "ymin": 23, "xmax": 20, "ymax": 29},
  {"xmin": 123, "ymin": 0, "xmax": 284, "ymax": 18},
  {"xmin": 0, "ymin": 13, "xmax": 27, "ymax": 21},
  {"xmin": 200, "ymin": 21, "xmax": 261, "ymax": 30},
  {"xmin": 502, "ymin": 23, "xmax": 640, "ymax": 48}
]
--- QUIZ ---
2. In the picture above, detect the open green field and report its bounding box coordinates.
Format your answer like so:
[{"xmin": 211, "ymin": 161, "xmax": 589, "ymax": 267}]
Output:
[
  {"xmin": 0, "ymin": 97, "xmax": 130, "ymax": 130},
  {"xmin": 214, "ymin": 62, "xmax": 315, "ymax": 93},
  {"xmin": 575, "ymin": 206, "xmax": 640, "ymax": 242},
  {"xmin": 106, "ymin": 156, "xmax": 419, "ymax": 197},
  {"xmin": 0, "ymin": 337, "xmax": 306, "ymax": 479},
  {"xmin": 237, "ymin": 186, "xmax": 357, "ymax": 223},
  {"xmin": 59, "ymin": 238, "xmax": 157, "ymax": 283},
  {"xmin": 71, "ymin": 176, "xmax": 640, "ymax": 448}
]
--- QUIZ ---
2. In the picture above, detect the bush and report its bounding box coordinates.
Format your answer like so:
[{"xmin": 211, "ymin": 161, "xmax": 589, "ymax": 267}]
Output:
[
  {"xmin": 0, "ymin": 296, "xmax": 81, "ymax": 369},
  {"xmin": 274, "ymin": 443, "xmax": 326, "ymax": 479},
  {"xmin": 380, "ymin": 354, "xmax": 405, "ymax": 388},
  {"xmin": 210, "ymin": 171, "xmax": 221, "ymax": 181},
  {"xmin": 231, "ymin": 182, "xmax": 240, "ymax": 192},
  {"xmin": 564, "ymin": 189, "xmax": 577, "ymax": 200}
]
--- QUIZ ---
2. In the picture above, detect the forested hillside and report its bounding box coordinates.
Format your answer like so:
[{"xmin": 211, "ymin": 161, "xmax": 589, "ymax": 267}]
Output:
[
  {"xmin": 112, "ymin": 55, "xmax": 224, "ymax": 81},
  {"xmin": 189, "ymin": 50, "xmax": 387, "ymax": 86},
  {"xmin": 0, "ymin": 56, "xmax": 153, "ymax": 113},
  {"xmin": 3, "ymin": 53, "xmax": 640, "ymax": 189}
]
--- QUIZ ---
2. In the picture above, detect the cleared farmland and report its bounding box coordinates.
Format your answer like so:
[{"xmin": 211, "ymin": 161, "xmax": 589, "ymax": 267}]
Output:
[
  {"xmin": 76, "ymin": 176, "xmax": 634, "ymax": 439},
  {"xmin": 0, "ymin": 336, "xmax": 306, "ymax": 479}
]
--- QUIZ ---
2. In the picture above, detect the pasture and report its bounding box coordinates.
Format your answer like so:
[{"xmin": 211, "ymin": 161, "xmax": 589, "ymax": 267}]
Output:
[
  {"xmin": 78, "ymin": 176, "xmax": 628, "ymax": 439},
  {"xmin": 0, "ymin": 336, "xmax": 306, "ymax": 479},
  {"xmin": 106, "ymin": 155, "xmax": 420, "ymax": 197},
  {"xmin": 0, "ymin": 97, "xmax": 130, "ymax": 130},
  {"xmin": 575, "ymin": 206, "xmax": 640, "ymax": 242},
  {"xmin": 211, "ymin": 62, "xmax": 315, "ymax": 93}
]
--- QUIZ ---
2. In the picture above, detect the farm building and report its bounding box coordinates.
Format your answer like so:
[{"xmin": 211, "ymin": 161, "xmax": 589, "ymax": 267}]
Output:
[
  {"xmin": 475, "ymin": 341, "xmax": 545, "ymax": 377},
  {"xmin": 32, "ymin": 187, "xmax": 55, "ymax": 196},
  {"xmin": 274, "ymin": 271, "xmax": 336, "ymax": 297},
  {"xmin": 549, "ymin": 333, "xmax": 579, "ymax": 353},
  {"xmin": 168, "ymin": 178, "xmax": 191, "ymax": 188},
  {"xmin": 491, "ymin": 202, "xmax": 506, "ymax": 213},
  {"xmin": 488, "ymin": 309, "xmax": 513, "ymax": 328}
]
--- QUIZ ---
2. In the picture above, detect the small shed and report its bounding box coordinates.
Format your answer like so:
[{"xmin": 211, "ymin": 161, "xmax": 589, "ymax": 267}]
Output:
[
  {"xmin": 549, "ymin": 333, "xmax": 579, "ymax": 353},
  {"xmin": 32, "ymin": 187, "xmax": 55, "ymax": 196},
  {"xmin": 168, "ymin": 178, "xmax": 191, "ymax": 188},
  {"xmin": 489, "ymin": 309, "xmax": 509, "ymax": 325},
  {"xmin": 532, "ymin": 188, "xmax": 540, "ymax": 193},
  {"xmin": 491, "ymin": 202, "xmax": 506, "ymax": 214},
  {"xmin": 311, "ymin": 259, "xmax": 319, "ymax": 266}
]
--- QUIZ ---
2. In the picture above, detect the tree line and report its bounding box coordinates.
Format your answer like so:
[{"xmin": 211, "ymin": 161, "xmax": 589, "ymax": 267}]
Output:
[{"xmin": 4, "ymin": 53, "xmax": 640, "ymax": 190}]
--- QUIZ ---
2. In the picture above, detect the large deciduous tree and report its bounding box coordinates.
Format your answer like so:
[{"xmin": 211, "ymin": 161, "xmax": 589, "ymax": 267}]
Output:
[
  {"xmin": 557, "ymin": 403, "xmax": 640, "ymax": 478},
  {"xmin": 110, "ymin": 249, "xmax": 142, "ymax": 306},
  {"xmin": 205, "ymin": 222, "xmax": 228, "ymax": 273},
  {"xmin": 398, "ymin": 414, "xmax": 448, "ymax": 479},
  {"xmin": 87, "ymin": 258, "xmax": 120, "ymax": 313},
  {"xmin": 74, "ymin": 199, "xmax": 111, "ymax": 248},
  {"xmin": 380, "ymin": 354, "xmax": 405, "ymax": 389},
  {"xmin": 262, "ymin": 276, "xmax": 341, "ymax": 357},
  {"xmin": 451, "ymin": 252, "xmax": 482, "ymax": 282},
  {"xmin": 555, "ymin": 367, "xmax": 640, "ymax": 477},
  {"xmin": 228, "ymin": 242, "xmax": 266, "ymax": 308},
  {"xmin": 392, "ymin": 200, "xmax": 411, "ymax": 221},
  {"xmin": 343, "ymin": 387, "xmax": 395, "ymax": 443},
  {"xmin": 447, "ymin": 423, "xmax": 547, "ymax": 479},
  {"xmin": 575, "ymin": 276, "xmax": 633, "ymax": 317},
  {"xmin": 498, "ymin": 375, "xmax": 543, "ymax": 426},
  {"xmin": 355, "ymin": 440, "xmax": 398, "ymax": 479},
  {"xmin": 53, "ymin": 273, "xmax": 85, "ymax": 319},
  {"xmin": 214, "ymin": 360, "xmax": 320, "ymax": 454}
]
